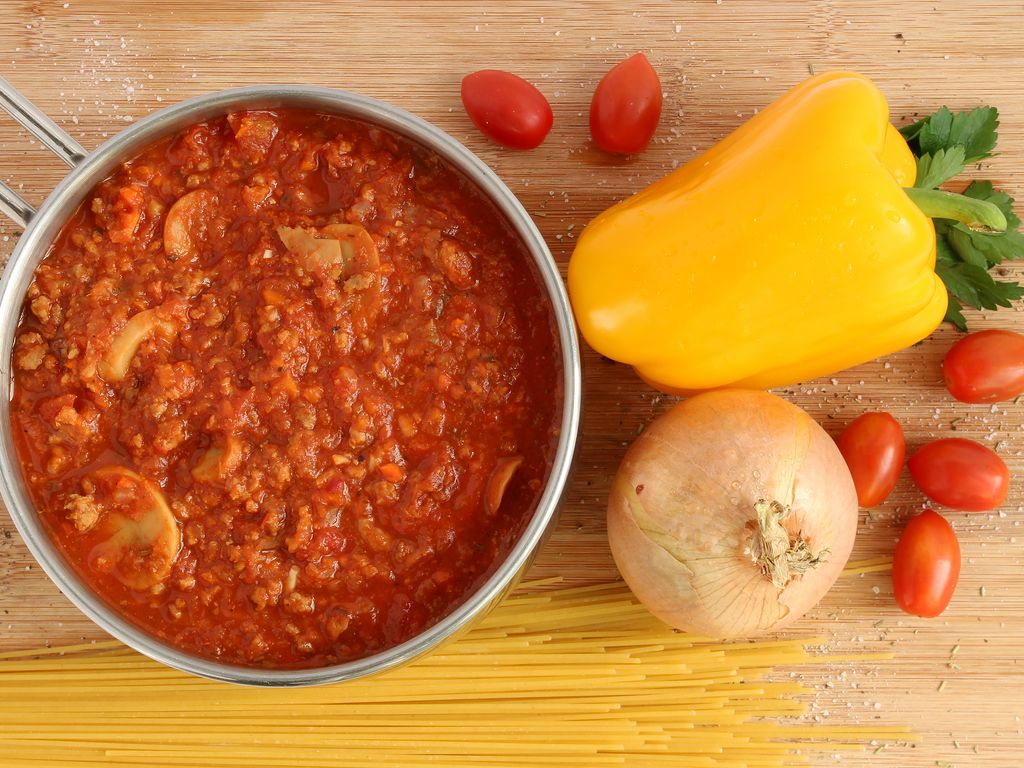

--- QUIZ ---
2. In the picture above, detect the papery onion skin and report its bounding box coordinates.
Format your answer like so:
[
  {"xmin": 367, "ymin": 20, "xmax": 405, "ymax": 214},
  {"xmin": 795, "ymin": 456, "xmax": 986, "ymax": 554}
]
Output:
[{"xmin": 607, "ymin": 389, "xmax": 858, "ymax": 639}]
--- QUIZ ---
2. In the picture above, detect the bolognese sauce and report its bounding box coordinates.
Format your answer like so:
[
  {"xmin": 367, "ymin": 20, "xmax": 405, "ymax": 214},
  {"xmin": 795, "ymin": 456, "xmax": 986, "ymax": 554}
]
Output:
[{"xmin": 10, "ymin": 109, "xmax": 562, "ymax": 667}]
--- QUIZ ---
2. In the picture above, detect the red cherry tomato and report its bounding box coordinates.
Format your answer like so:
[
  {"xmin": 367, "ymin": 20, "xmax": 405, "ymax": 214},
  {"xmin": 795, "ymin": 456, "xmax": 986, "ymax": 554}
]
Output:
[
  {"xmin": 460, "ymin": 70, "xmax": 553, "ymax": 150},
  {"xmin": 835, "ymin": 412, "xmax": 905, "ymax": 507},
  {"xmin": 892, "ymin": 509, "xmax": 960, "ymax": 618},
  {"xmin": 908, "ymin": 438, "xmax": 1009, "ymax": 511},
  {"xmin": 943, "ymin": 329, "xmax": 1024, "ymax": 403},
  {"xmin": 589, "ymin": 53, "xmax": 662, "ymax": 154}
]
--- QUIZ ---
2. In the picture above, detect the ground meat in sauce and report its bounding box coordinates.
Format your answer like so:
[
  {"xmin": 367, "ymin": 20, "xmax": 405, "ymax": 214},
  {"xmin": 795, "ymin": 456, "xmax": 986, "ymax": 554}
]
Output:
[{"xmin": 11, "ymin": 109, "xmax": 562, "ymax": 668}]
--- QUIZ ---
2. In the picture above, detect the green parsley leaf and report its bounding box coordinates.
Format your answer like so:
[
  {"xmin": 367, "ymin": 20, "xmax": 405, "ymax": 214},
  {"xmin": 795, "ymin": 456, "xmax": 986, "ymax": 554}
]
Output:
[
  {"xmin": 935, "ymin": 259, "xmax": 1024, "ymax": 312},
  {"xmin": 944, "ymin": 294, "xmax": 967, "ymax": 332},
  {"xmin": 980, "ymin": 275, "xmax": 1024, "ymax": 308},
  {"xmin": 947, "ymin": 225, "xmax": 1024, "ymax": 267},
  {"xmin": 914, "ymin": 146, "xmax": 966, "ymax": 189},
  {"xmin": 899, "ymin": 116, "xmax": 927, "ymax": 144},
  {"xmin": 916, "ymin": 106, "xmax": 955, "ymax": 152},
  {"xmin": 938, "ymin": 221, "xmax": 987, "ymax": 268},
  {"xmin": 902, "ymin": 106, "xmax": 999, "ymax": 164},
  {"xmin": 903, "ymin": 105, "xmax": 1022, "ymax": 330}
]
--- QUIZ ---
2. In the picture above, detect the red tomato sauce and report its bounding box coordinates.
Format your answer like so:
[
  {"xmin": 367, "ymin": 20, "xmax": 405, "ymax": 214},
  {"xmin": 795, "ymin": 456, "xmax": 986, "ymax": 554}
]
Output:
[{"xmin": 10, "ymin": 109, "xmax": 562, "ymax": 668}]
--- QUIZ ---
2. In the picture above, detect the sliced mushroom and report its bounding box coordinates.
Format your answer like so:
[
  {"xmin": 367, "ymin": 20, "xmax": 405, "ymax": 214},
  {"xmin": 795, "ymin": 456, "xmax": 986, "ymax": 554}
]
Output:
[
  {"xmin": 98, "ymin": 308, "xmax": 176, "ymax": 382},
  {"xmin": 484, "ymin": 456, "xmax": 524, "ymax": 516},
  {"xmin": 88, "ymin": 466, "xmax": 181, "ymax": 590},
  {"xmin": 320, "ymin": 223, "xmax": 380, "ymax": 271},
  {"xmin": 190, "ymin": 447, "xmax": 223, "ymax": 483},
  {"xmin": 276, "ymin": 225, "xmax": 343, "ymax": 274},
  {"xmin": 191, "ymin": 436, "xmax": 244, "ymax": 483},
  {"xmin": 164, "ymin": 189, "xmax": 216, "ymax": 261},
  {"xmin": 276, "ymin": 223, "xmax": 379, "ymax": 279}
]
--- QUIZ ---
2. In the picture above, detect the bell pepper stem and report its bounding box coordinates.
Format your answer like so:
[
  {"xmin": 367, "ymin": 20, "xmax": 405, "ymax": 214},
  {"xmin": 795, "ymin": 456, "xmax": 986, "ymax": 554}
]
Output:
[{"xmin": 904, "ymin": 187, "xmax": 1008, "ymax": 233}]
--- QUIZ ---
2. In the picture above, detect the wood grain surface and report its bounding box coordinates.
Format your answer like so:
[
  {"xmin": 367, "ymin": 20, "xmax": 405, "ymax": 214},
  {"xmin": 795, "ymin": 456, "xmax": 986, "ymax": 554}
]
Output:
[{"xmin": 1, "ymin": 1, "xmax": 1023, "ymax": 766}]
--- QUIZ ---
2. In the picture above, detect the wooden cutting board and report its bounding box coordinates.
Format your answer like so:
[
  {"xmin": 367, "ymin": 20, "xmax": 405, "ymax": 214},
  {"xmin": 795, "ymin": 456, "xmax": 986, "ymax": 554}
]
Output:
[{"xmin": 1, "ymin": 1, "xmax": 1023, "ymax": 765}]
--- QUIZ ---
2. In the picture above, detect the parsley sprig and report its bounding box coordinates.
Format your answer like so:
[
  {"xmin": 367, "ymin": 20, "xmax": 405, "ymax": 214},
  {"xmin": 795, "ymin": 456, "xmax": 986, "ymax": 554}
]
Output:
[{"xmin": 900, "ymin": 106, "xmax": 1024, "ymax": 331}]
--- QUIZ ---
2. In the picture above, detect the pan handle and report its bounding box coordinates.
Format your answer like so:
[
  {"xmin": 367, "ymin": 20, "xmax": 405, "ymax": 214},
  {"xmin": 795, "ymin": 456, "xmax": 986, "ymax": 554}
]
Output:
[
  {"xmin": 0, "ymin": 74, "xmax": 87, "ymax": 167},
  {"xmin": 0, "ymin": 73, "xmax": 88, "ymax": 228},
  {"xmin": 0, "ymin": 181, "xmax": 34, "ymax": 229}
]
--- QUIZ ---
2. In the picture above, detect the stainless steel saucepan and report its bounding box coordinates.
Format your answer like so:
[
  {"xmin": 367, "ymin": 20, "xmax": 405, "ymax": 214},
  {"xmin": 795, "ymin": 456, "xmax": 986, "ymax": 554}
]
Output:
[{"xmin": 0, "ymin": 75, "xmax": 582, "ymax": 686}]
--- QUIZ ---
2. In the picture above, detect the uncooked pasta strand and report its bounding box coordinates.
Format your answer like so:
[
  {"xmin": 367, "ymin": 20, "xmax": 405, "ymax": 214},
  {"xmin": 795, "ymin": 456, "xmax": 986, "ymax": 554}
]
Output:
[{"xmin": 0, "ymin": 580, "xmax": 912, "ymax": 768}]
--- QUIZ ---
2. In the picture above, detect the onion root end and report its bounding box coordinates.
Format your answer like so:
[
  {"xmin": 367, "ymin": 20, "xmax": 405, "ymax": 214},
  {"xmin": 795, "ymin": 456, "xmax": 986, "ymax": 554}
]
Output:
[{"xmin": 750, "ymin": 499, "xmax": 828, "ymax": 589}]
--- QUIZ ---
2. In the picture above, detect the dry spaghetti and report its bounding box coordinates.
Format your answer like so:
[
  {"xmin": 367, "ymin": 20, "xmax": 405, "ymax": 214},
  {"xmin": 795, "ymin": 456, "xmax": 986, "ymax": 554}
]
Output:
[{"xmin": 0, "ymin": 581, "xmax": 910, "ymax": 768}]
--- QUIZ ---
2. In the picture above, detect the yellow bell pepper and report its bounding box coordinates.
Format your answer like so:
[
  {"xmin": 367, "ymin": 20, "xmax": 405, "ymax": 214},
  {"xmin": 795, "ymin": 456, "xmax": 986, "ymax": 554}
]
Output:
[{"xmin": 568, "ymin": 71, "xmax": 949, "ymax": 393}]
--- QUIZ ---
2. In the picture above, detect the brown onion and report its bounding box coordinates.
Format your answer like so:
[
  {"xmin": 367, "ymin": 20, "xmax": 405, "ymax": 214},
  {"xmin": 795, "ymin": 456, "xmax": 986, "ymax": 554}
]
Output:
[{"xmin": 607, "ymin": 389, "xmax": 858, "ymax": 638}]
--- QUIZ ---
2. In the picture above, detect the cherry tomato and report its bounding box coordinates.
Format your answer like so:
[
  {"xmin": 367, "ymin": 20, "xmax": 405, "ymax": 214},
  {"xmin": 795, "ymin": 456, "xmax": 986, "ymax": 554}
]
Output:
[
  {"xmin": 589, "ymin": 53, "xmax": 662, "ymax": 154},
  {"xmin": 835, "ymin": 412, "xmax": 905, "ymax": 507},
  {"xmin": 460, "ymin": 70, "xmax": 553, "ymax": 150},
  {"xmin": 943, "ymin": 329, "xmax": 1024, "ymax": 403},
  {"xmin": 892, "ymin": 509, "xmax": 960, "ymax": 618},
  {"xmin": 908, "ymin": 438, "xmax": 1009, "ymax": 511}
]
